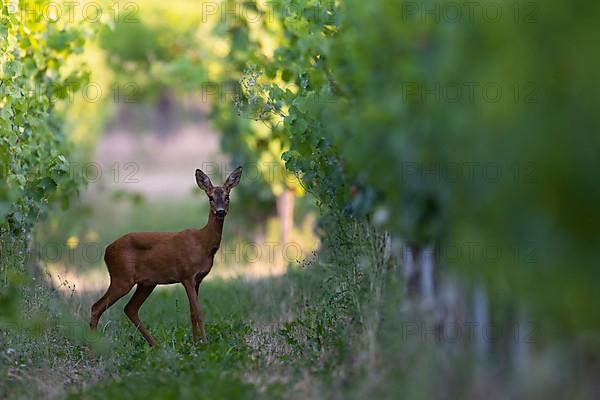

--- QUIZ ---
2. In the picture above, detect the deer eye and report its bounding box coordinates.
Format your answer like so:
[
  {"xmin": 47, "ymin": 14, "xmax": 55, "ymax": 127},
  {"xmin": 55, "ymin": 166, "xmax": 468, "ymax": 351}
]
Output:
[
  {"xmin": 225, "ymin": 195, "xmax": 230, "ymax": 201},
  {"xmin": 208, "ymin": 196, "xmax": 214, "ymax": 202}
]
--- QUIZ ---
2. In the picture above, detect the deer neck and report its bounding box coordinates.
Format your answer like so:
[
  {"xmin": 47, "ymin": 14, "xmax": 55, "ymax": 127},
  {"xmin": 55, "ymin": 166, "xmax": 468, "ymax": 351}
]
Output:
[{"xmin": 203, "ymin": 211, "xmax": 224, "ymax": 248}]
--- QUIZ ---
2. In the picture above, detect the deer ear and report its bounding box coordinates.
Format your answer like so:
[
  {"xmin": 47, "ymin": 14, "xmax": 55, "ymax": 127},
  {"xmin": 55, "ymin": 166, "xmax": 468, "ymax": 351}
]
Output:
[
  {"xmin": 224, "ymin": 166, "xmax": 242, "ymax": 190},
  {"xmin": 195, "ymin": 169, "xmax": 213, "ymax": 192}
]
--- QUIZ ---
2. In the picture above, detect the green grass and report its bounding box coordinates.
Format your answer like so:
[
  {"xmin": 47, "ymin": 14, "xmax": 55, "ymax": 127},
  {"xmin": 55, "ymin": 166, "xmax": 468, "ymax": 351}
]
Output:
[
  {"xmin": 1, "ymin": 263, "xmax": 360, "ymax": 400},
  {"xmin": 5, "ymin": 218, "xmax": 596, "ymax": 400},
  {"xmin": 79, "ymin": 285, "xmax": 256, "ymax": 396},
  {"xmin": 76, "ymin": 267, "xmax": 355, "ymax": 398}
]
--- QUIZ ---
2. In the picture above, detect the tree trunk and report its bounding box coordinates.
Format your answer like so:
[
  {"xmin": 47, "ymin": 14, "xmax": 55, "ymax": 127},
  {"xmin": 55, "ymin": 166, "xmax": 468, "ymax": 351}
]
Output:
[
  {"xmin": 276, "ymin": 188, "xmax": 294, "ymax": 265},
  {"xmin": 420, "ymin": 244, "xmax": 436, "ymax": 308},
  {"xmin": 155, "ymin": 92, "xmax": 175, "ymax": 139},
  {"xmin": 404, "ymin": 243, "xmax": 420, "ymax": 298},
  {"xmin": 473, "ymin": 283, "xmax": 490, "ymax": 360}
]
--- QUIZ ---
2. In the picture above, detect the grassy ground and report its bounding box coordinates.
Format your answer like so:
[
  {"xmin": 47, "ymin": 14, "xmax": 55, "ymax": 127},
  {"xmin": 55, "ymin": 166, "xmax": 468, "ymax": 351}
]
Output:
[
  {"xmin": 1, "ymin": 259, "xmax": 369, "ymax": 400},
  {"xmin": 4, "ymin": 215, "xmax": 597, "ymax": 399}
]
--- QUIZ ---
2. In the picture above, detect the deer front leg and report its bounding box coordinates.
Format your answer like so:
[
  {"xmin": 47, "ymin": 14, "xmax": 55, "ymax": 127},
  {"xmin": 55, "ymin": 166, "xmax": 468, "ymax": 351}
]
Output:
[
  {"xmin": 183, "ymin": 280, "xmax": 204, "ymax": 344},
  {"xmin": 195, "ymin": 275, "xmax": 208, "ymax": 342}
]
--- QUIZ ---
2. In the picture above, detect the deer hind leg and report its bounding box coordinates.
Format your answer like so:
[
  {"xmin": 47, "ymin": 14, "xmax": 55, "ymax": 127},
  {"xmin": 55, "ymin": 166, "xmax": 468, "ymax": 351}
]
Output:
[
  {"xmin": 90, "ymin": 282, "xmax": 133, "ymax": 330},
  {"xmin": 124, "ymin": 284, "xmax": 158, "ymax": 347}
]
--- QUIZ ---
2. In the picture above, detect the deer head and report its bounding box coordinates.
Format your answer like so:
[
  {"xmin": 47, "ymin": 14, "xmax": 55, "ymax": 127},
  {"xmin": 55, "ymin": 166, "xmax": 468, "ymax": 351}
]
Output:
[{"xmin": 195, "ymin": 167, "xmax": 242, "ymax": 219}]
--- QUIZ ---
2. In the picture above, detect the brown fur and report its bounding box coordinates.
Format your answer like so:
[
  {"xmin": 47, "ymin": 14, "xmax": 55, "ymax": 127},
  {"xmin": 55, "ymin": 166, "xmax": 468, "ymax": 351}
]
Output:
[{"xmin": 89, "ymin": 167, "xmax": 242, "ymax": 346}]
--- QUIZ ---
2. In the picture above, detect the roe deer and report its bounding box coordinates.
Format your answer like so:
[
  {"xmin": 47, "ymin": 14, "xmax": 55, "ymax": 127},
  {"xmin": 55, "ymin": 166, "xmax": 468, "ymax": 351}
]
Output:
[{"xmin": 89, "ymin": 167, "xmax": 242, "ymax": 346}]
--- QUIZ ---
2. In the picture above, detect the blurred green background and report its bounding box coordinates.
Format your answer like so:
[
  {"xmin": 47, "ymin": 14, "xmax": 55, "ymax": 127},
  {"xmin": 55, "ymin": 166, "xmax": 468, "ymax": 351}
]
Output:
[{"xmin": 1, "ymin": 0, "xmax": 599, "ymax": 399}]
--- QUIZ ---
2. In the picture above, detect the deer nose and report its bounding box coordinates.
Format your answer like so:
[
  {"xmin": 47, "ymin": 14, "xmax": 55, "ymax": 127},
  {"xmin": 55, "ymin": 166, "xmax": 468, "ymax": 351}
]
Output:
[{"xmin": 216, "ymin": 209, "xmax": 226, "ymax": 217}]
